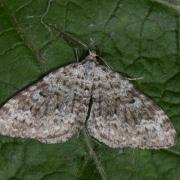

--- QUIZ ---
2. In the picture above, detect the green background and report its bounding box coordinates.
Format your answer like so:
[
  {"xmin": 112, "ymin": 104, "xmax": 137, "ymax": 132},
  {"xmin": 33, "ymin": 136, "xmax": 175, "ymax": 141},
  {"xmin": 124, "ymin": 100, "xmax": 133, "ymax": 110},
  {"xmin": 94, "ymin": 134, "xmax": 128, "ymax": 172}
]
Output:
[{"xmin": 0, "ymin": 0, "xmax": 180, "ymax": 179}]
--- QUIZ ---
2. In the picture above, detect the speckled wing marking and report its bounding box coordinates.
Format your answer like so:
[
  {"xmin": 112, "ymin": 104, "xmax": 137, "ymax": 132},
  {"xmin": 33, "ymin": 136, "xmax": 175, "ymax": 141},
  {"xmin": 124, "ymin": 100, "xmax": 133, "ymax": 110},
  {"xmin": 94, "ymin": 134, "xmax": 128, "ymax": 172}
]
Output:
[
  {"xmin": 0, "ymin": 52, "xmax": 176, "ymax": 148},
  {"xmin": 87, "ymin": 64, "xmax": 176, "ymax": 149},
  {"xmin": 0, "ymin": 62, "xmax": 93, "ymax": 143}
]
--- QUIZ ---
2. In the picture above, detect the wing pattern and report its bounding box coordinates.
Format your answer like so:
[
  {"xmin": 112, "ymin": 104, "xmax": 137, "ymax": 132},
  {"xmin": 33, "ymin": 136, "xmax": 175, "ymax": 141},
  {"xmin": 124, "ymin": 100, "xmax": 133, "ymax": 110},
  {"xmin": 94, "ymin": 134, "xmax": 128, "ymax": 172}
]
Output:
[
  {"xmin": 0, "ymin": 55, "xmax": 176, "ymax": 148},
  {"xmin": 87, "ymin": 64, "xmax": 176, "ymax": 149},
  {"xmin": 0, "ymin": 62, "xmax": 93, "ymax": 143}
]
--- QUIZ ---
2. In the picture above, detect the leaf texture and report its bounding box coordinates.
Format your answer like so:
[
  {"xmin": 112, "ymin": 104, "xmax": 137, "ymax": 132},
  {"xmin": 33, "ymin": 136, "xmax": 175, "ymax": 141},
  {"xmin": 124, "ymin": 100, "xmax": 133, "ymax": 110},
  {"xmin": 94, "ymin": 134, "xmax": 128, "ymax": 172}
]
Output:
[{"xmin": 0, "ymin": 0, "xmax": 179, "ymax": 179}]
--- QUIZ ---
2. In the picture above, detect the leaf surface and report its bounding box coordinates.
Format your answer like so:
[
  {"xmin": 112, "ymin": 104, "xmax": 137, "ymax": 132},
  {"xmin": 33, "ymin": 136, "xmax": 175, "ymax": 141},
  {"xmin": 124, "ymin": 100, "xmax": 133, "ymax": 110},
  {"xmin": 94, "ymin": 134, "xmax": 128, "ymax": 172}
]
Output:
[{"xmin": 0, "ymin": 0, "xmax": 180, "ymax": 179}]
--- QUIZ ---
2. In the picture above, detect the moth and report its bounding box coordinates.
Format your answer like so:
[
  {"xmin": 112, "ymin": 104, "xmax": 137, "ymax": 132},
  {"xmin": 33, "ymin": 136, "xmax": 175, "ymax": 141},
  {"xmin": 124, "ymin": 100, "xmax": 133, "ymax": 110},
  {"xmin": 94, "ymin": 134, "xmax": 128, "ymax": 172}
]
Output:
[{"xmin": 0, "ymin": 52, "xmax": 176, "ymax": 149}]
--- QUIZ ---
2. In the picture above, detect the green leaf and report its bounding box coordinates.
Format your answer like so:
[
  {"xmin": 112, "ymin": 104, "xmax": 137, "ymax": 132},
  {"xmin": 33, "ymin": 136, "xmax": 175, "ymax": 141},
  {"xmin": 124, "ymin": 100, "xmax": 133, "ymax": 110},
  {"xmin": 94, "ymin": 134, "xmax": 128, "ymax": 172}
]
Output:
[{"xmin": 0, "ymin": 0, "xmax": 180, "ymax": 179}]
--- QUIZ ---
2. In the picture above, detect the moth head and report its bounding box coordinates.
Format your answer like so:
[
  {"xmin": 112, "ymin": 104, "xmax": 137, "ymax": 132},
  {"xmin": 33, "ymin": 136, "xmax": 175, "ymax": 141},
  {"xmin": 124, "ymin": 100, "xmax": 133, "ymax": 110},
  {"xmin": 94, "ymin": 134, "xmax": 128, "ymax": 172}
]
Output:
[{"xmin": 85, "ymin": 50, "xmax": 97, "ymax": 61}]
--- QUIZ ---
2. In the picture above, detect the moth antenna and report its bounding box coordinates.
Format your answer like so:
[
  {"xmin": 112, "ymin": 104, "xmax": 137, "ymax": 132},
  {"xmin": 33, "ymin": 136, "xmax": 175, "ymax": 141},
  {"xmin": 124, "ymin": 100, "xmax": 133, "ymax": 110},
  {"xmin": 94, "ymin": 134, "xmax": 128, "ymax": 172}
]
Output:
[
  {"xmin": 97, "ymin": 55, "xmax": 113, "ymax": 70},
  {"xmin": 74, "ymin": 48, "xmax": 79, "ymax": 62},
  {"xmin": 48, "ymin": 23, "xmax": 89, "ymax": 50},
  {"xmin": 128, "ymin": 77, "xmax": 144, "ymax": 81}
]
